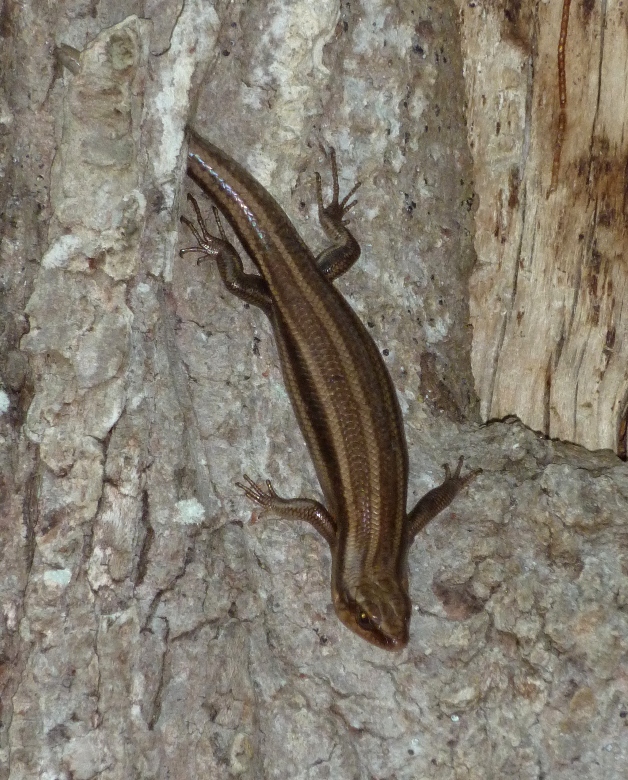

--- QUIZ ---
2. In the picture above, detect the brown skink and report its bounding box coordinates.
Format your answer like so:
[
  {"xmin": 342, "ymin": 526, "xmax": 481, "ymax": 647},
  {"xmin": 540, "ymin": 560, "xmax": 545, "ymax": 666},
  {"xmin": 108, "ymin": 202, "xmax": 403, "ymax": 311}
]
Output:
[{"xmin": 181, "ymin": 129, "xmax": 479, "ymax": 650}]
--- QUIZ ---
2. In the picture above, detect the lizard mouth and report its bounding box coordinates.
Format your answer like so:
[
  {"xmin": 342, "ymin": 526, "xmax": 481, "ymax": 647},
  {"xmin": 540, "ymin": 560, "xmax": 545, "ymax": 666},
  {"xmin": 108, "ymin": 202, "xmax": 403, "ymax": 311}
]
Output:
[
  {"xmin": 361, "ymin": 625, "xmax": 408, "ymax": 651},
  {"xmin": 336, "ymin": 600, "xmax": 409, "ymax": 650}
]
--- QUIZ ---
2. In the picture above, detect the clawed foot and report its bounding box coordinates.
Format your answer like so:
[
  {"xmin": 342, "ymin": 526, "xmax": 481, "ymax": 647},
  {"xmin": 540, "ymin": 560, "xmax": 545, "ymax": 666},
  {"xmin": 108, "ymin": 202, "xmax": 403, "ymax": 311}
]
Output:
[
  {"xmin": 236, "ymin": 474, "xmax": 283, "ymax": 509},
  {"xmin": 179, "ymin": 193, "xmax": 230, "ymax": 263},
  {"xmin": 236, "ymin": 474, "xmax": 337, "ymax": 544},
  {"xmin": 315, "ymin": 146, "xmax": 361, "ymax": 225},
  {"xmin": 441, "ymin": 456, "xmax": 482, "ymax": 490},
  {"xmin": 406, "ymin": 455, "xmax": 481, "ymax": 541}
]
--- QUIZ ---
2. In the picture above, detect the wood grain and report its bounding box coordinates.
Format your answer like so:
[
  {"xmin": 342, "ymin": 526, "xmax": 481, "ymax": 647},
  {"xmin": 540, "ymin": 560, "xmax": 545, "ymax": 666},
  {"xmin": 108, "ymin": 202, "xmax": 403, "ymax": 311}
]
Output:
[{"xmin": 457, "ymin": 0, "xmax": 628, "ymax": 455}]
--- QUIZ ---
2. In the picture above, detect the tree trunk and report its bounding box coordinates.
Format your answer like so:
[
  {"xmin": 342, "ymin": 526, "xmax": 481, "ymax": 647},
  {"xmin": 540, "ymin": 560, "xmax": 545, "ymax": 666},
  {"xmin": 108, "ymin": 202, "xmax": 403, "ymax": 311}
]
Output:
[
  {"xmin": 459, "ymin": 0, "xmax": 628, "ymax": 456},
  {"xmin": 1, "ymin": 2, "xmax": 627, "ymax": 779}
]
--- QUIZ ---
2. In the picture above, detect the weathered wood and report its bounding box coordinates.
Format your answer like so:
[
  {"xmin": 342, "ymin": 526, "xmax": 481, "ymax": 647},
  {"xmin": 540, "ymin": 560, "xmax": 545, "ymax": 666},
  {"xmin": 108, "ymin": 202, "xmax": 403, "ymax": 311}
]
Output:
[
  {"xmin": 4, "ymin": 3, "xmax": 628, "ymax": 779},
  {"xmin": 458, "ymin": 0, "xmax": 628, "ymax": 455}
]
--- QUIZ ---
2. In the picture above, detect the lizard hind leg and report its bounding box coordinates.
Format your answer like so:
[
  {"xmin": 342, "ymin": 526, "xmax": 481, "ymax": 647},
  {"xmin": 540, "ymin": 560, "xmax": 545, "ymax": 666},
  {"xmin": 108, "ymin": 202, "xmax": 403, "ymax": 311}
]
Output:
[
  {"xmin": 180, "ymin": 194, "xmax": 229, "ymax": 260},
  {"xmin": 314, "ymin": 147, "xmax": 362, "ymax": 280},
  {"xmin": 179, "ymin": 194, "xmax": 272, "ymax": 313}
]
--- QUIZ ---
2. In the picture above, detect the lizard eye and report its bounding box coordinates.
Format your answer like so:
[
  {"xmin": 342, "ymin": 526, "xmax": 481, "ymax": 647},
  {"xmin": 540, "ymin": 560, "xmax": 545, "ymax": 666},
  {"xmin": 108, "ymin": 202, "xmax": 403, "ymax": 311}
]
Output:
[{"xmin": 357, "ymin": 611, "xmax": 374, "ymax": 631}]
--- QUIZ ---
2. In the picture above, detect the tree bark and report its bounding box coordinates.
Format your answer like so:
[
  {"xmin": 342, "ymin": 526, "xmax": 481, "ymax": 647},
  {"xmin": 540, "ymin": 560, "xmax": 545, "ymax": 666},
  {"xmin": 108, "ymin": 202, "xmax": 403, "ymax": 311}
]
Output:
[{"xmin": 1, "ymin": 2, "xmax": 627, "ymax": 779}]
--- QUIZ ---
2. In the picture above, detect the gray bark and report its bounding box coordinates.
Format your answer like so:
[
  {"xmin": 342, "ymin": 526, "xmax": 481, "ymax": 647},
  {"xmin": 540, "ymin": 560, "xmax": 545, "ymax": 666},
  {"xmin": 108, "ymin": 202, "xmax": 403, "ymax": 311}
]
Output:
[{"xmin": 0, "ymin": 1, "xmax": 626, "ymax": 779}]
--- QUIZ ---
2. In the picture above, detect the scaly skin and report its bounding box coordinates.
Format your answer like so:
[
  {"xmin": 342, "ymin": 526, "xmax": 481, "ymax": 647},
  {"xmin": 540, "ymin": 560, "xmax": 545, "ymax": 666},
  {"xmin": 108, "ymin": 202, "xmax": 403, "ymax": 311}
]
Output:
[{"xmin": 181, "ymin": 130, "xmax": 480, "ymax": 649}]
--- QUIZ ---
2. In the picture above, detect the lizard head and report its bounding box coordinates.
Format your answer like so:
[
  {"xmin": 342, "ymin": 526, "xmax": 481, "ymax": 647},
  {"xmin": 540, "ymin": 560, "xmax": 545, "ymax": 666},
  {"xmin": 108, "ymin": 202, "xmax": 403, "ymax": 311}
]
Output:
[{"xmin": 332, "ymin": 577, "xmax": 411, "ymax": 650}]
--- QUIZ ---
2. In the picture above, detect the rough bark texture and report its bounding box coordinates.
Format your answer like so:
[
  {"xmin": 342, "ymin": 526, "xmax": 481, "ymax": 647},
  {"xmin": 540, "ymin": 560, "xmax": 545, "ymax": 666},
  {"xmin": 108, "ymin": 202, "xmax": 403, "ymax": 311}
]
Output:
[
  {"xmin": 459, "ymin": 0, "xmax": 628, "ymax": 455},
  {"xmin": 0, "ymin": 1, "xmax": 627, "ymax": 779}
]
